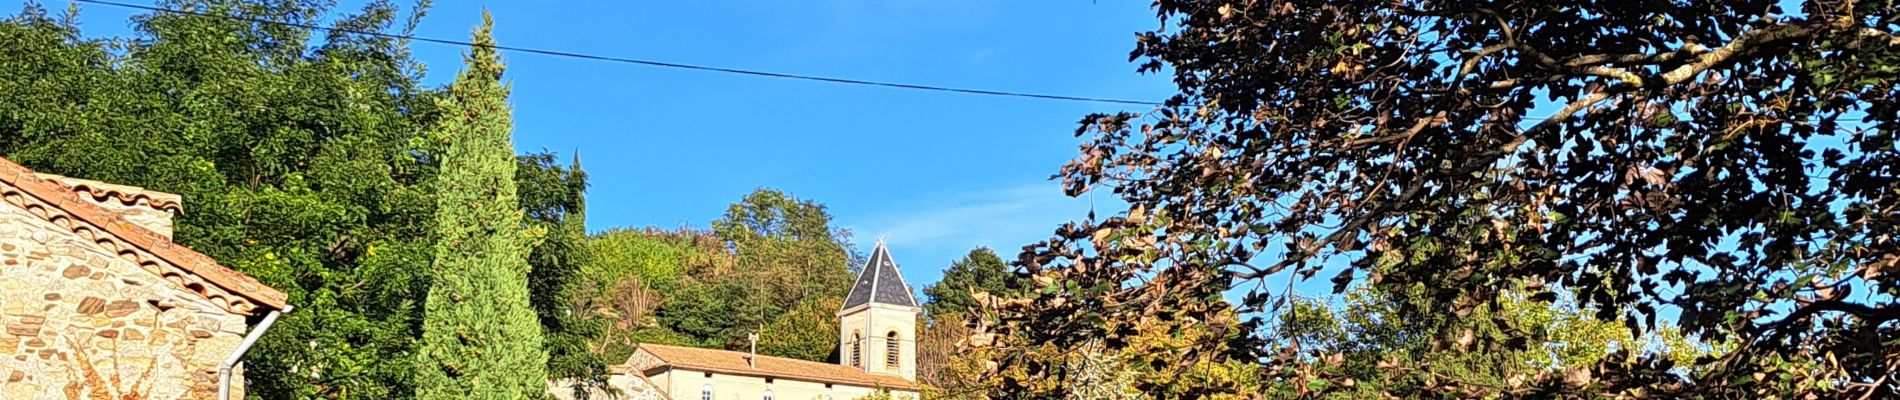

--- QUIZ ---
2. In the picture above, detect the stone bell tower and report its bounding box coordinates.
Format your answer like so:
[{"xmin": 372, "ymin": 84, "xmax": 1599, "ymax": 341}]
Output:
[{"xmin": 836, "ymin": 239, "xmax": 919, "ymax": 381}]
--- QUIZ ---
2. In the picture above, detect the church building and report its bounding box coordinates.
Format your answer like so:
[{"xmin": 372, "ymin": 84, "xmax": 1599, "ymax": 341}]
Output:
[{"xmin": 564, "ymin": 241, "xmax": 922, "ymax": 400}]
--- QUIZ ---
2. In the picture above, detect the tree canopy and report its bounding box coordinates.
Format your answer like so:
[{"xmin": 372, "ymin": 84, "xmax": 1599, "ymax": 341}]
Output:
[
  {"xmin": 1, "ymin": 1, "xmax": 445, "ymax": 397},
  {"xmin": 517, "ymin": 152, "xmax": 604, "ymax": 394},
  {"xmin": 974, "ymin": 1, "xmax": 1900, "ymax": 398},
  {"xmin": 1, "ymin": 2, "xmax": 883, "ymax": 398},
  {"xmin": 414, "ymin": 13, "xmax": 547, "ymax": 399},
  {"xmin": 922, "ymin": 247, "xmax": 1021, "ymax": 319}
]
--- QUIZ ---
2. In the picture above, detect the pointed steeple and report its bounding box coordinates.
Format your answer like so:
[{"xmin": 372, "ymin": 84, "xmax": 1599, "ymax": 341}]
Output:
[{"xmin": 842, "ymin": 239, "xmax": 919, "ymax": 310}]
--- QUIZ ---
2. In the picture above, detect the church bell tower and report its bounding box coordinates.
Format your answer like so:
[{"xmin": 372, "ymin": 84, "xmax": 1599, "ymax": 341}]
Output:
[{"xmin": 837, "ymin": 239, "xmax": 919, "ymax": 381}]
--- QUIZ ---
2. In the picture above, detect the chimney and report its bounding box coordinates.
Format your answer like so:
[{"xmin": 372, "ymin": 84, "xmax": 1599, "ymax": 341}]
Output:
[{"xmin": 38, "ymin": 174, "xmax": 182, "ymax": 239}]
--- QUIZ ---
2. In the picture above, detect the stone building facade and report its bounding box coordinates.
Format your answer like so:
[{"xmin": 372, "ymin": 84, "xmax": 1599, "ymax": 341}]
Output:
[
  {"xmin": 555, "ymin": 241, "xmax": 922, "ymax": 400},
  {"xmin": 0, "ymin": 157, "xmax": 288, "ymax": 400}
]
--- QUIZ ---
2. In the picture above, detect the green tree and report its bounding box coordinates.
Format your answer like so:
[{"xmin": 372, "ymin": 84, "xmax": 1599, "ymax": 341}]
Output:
[
  {"xmin": 918, "ymin": 247, "xmax": 1025, "ymax": 394},
  {"xmin": 517, "ymin": 151, "xmax": 603, "ymax": 396},
  {"xmin": 921, "ymin": 247, "xmax": 1019, "ymax": 318},
  {"xmin": 757, "ymin": 297, "xmax": 843, "ymax": 362},
  {"xmin": 712, "ymin": 188, "xmax": 858, "ymax": 306},
  {"xmin": 648, "ymin": 188, "xmax": 856, "ymax": 357},
  {"xmin": 578, "ymin": 228, "xmax": 726, "ymax": 362},
  {"xmin": 583, "ymin": 228, "xmax": 689, "ymax": 294},
  {"xmin": 414, "ymin": 13, "xmax": 546, "ymax": 399},
  {"xmin": 655, "ymin": 279, "xmax": 740, "ymax": 343},
  {"xmin": 2, "ymin": 2, "xmax": 446, "ymax": 397}
]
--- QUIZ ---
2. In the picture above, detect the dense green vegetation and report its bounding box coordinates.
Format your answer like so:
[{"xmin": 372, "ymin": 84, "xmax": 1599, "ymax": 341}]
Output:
[
  {"xmin": 517, "ymin": 152, "xmax": 601, "ymax": 395},
  {"xmin": 1, "ymin": 2, "xmax": 442, "ymax": 397},
  {"xmin": 0, "ymin": 2, "xmax": 863, "ymax": 398},
  {"xmin": 920, "ymin": 247, "xmax": 1018, "ymax": 320},
  {"xmin": 11, "ymin": 1, "xmax": 1890, "ymax": 399},
  {"xmin": 413, "ymin": 13, "xmax": 546, "ymax": 399}
]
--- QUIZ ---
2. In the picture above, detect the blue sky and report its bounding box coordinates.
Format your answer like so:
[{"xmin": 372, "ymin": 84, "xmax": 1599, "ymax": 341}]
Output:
[{"xmin": 24, "ymin": 0, "xmax": 1174, "ymax": 293}]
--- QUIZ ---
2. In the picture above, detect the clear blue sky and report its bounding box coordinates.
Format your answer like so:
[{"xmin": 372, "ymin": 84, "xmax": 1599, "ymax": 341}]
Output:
[{"xmin": 26, "ymin": 0, "xmax": 1176, "ymax": 294}]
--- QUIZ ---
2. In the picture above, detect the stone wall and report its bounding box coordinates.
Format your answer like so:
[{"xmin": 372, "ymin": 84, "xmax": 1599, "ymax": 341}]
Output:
[{"xmin": 0, "ymin": 198, "xmax": 247, "ymax": 400}]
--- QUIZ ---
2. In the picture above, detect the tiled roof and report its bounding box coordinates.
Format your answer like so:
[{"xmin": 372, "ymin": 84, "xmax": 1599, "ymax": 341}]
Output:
[
  {"xmin": 633, "ymin": 343, "xmax": 917, "ymax": 390},
  {"xmin": 0, "ymin": 157, "xmax": 288, "ymax": 314},
  {"xmin": 841, "ymin": 241, "xmax": 918, "ymax": 310},
  {"xmin": 43, "ymin": 176, "xmax": 184, "ymax": 213}
]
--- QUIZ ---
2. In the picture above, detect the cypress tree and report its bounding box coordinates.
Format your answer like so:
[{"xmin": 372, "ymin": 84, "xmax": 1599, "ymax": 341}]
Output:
[{"xmin": 416, "ymin": 12, "xmax": 548, "ymax": 399}]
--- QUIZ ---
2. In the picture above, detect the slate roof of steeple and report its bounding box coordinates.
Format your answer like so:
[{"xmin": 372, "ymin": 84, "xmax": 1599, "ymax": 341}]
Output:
[{"xmin": 841, "ymin": 240, "xmax": 918, "ymax": 310}]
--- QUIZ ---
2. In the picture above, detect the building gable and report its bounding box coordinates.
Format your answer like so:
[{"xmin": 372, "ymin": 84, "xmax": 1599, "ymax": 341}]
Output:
[{"xmin": 0, "ymin": 157, "xmax": 286, "ymax": 316}]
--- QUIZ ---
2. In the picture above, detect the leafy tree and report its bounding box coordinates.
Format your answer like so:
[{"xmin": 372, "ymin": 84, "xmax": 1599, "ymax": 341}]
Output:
[
  {"xmin": 517, "ymin": 151, "xmax": 603, "ymax": 396},
  {"xmin": 713, "ymin": 188, "xmax": 858, "ymax": 306},
  {"xmin": 645, "ymin": 188, "xmax": 856, "ymax": 357},
  {"xmin": 917, "ymin": 313, "xmax": 987, "ymax": 399},
  {"xmin": 979, "ymin": 0, "xmax": 1900, "ymax": 398},
  {"xmin": 414, "ymin": 13, "xmax": 545, "ymax": 399},
  {"xmin": 577, "ymin": 228, "xmax": 703, "ymax": 361},
  {"xmin": 918, "ymin": 247, "xmax": 1026, "ymax": 394},
  {"xmin": 1266, "ymin": 286, "xmax": 1723, "ymax": 398},
  {"xmin": 578, "ymin": 227, "xmax": 737, "ymax": 362},
  {"xmin": 757, "ymin": 297, "xmax": 844, "ymax": 362},
  {"xmin": 922, "ymin": 247, "xmax": 1021, "ymax": 319},
  {"xmin": 1, "ymin": 1, "xmax": 445, "ymax": 397},
  {"xmin": 965, "ymin": 295, "xmax": 1261, "ymax": 398},
  {"xmin": 655, "ymin": 279, "xmax": 742, "ymax": 343},
  {"xmin": 583, "ymin": 228, "xmax": 690, "ymax": 294}
]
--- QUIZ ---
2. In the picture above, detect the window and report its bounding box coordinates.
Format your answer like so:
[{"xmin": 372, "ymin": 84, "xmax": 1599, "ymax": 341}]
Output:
[
  {"xmin": 763, "ymin": 389, "xmax": 775, "ymax": 400},
  {"xmin": 886, "ymin": 331, "xmax": 900, "ymax": 367},
  {"xmin": 850, "ymin": 332, "xmax": 863, "ymax": 367},
  {"xmin": 700, "ymin": 384, "xmax": 713, "ymax": 400}
]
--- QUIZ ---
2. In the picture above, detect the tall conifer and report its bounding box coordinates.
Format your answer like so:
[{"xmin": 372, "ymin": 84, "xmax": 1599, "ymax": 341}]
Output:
[{"xmin": 416, "ymin": 12, "xmax": 547, "ymax": 399}]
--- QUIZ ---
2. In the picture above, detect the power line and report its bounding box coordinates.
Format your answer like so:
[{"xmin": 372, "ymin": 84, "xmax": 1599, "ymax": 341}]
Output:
[{"xmin": 70, "ymin": 0, "xmax": 1165, "ymax": 106}]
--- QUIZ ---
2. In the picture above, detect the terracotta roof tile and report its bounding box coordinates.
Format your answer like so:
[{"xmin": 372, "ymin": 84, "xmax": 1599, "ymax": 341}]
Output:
[
  {"xmin": 0, "ymin": 157, "xmax": 288, "ymax": 313},
  {"xmin": 42, "ymin": 176, "xmax": 184, "ymax": 213},
  {"xmin": 634, "ymin": 344, "xmax": 917, "ymax": 391}
]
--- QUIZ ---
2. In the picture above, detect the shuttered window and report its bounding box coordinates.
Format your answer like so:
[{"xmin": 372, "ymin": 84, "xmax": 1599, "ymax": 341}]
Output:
[{"xmin": 886, "ymin": 331, "xmax": 900, "ymax": 367}]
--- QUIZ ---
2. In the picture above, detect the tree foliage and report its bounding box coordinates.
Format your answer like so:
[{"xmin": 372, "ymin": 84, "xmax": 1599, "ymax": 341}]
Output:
[
  {"xmin": 580, "ymin": 189, "xmax": 858, "ymax": 363},
  {"xmin": 413, "ymin": 13, "xmax": 546, "ymax": 399},
  {"xmin": 2, "ymin": 2, "xmax": 874, "ymax": 398},
  {"xmin": 757, "ymin": 297, "xmax": 844, "ymax": 362},
  {"xmin": 692, "ymin": 188, "xmax": 857, "ymax": 353},
  {"xmin": 517, "ymin": 152, "xmax": 603, "ymax": 394},
  {"xmin": 976, "ymin": 1, "xmax": 1900, "ymax": 398},
  {"xmin": 713, "ymin": 188, "xmax": 858, "ymax": 306},
  {"xmin": 1266, "ymin": 286, "xmax": 1723, "ymax": 398},
  {"xmin": 918, "ymin": 247, "xmax": 1028, "ymax": 396},
  {"xmin": 1, "ymin": 1, "xmax": 444, "ymax": 397},
  {"xmin": 922, "ymin": 247, "xmax": 1022, "ymax": 319}
]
